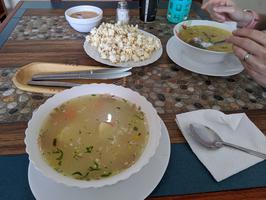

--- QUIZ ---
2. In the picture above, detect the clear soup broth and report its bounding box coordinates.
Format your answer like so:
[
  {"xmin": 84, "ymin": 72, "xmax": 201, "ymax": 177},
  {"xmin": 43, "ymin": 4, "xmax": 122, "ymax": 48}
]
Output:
[
  {"xmin": 70, "ymin": 11, "xmax": 99, "ymax": 19},
  {"xmin": 38, "ymin": 94, "xmax": 149, "ymax": 180}
]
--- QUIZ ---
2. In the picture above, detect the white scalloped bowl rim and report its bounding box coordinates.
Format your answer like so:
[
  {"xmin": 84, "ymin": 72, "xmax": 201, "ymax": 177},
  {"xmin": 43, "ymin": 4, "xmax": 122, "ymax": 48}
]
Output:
[{"xmin": 25, "ymin": 84, "xmax": 161, "ymax": 188}]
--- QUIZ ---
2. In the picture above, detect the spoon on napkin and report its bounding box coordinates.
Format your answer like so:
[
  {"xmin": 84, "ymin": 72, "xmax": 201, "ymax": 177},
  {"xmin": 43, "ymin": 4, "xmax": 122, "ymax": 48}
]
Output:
[{"xmin": 190, "ymin": 123, "xmax": 266, "ymax": 159}]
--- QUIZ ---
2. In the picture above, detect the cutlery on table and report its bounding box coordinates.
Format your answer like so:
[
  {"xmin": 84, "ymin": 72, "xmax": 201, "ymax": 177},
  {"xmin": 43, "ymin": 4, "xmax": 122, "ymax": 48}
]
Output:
[
  {"xmin": 190, "ymin": 123, "xmax": 266, "ymax": 159},
  {"xmin": 28, "ymin": 80, "xmax": 81, "ymax": 88},
  {"xmin": 28, "ymin": 70, "xmax": 132, "ymax": 88},
  {"xmin": 32, "ymin": 68, "xmax": 132, "ymax": 81}
]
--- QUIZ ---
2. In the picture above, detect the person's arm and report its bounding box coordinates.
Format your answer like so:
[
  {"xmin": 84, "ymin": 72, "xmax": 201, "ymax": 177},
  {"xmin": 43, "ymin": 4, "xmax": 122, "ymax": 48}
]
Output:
[{"xmin": 202, "ymin": 0, "xmax": 266, "ymax": 30}]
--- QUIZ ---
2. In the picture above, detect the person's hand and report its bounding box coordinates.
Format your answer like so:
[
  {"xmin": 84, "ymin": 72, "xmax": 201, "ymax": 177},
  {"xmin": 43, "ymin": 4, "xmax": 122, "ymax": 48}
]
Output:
[
  {"xmin": 201, "ymin": 0, "xmax": 253, "ymax": 27},
  {"xmin": 227, "ymin": 29, "xmax": 266, "ymax": 87}
]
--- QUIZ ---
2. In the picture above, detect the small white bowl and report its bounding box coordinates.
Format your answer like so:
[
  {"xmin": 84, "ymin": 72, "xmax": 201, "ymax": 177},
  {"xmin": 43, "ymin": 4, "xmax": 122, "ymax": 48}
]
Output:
[
  {"xmin": 65, "ymin": 5, "xmax": 103, "ymax": 33},
  {"xmin": 25, "ymin": 84, "xmax": 161, "ymax": 188},
  {"xmin": 174, "ymin": 20, "xmax": 237, "ymax": 64}
]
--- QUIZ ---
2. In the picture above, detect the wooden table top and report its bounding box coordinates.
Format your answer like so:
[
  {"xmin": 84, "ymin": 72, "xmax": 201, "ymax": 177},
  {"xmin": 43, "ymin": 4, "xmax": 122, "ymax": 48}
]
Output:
[{"xmin": 0, "ymin": 1, "xmax": 265, "ymax": 199}]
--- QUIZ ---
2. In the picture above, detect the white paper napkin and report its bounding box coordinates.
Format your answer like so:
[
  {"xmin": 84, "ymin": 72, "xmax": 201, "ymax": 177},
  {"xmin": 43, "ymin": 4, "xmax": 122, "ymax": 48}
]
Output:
[
  {"xmin": 207, "ymin": 111, "xmax": 243, "ymax": 131},
  {"xmin": 176, "ymin": 109, "xmax": 266, "ymax": 182}
]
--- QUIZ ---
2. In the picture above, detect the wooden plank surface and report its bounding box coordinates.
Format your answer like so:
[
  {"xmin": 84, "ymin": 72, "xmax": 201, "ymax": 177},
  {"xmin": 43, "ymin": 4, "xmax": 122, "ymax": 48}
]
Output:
[{"xmin": 0, "ymin": 40, "xmax": 170, "ymax": 68}]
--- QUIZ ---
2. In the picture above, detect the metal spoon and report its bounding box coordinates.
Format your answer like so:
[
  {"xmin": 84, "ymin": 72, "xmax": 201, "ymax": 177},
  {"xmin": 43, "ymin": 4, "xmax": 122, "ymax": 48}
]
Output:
[
  {"xmin": 190, "ymin": 37, "xmax": 226, "ymax": 49},
  {"xmin": 190, "ymin": 123, "xmax": 266, "ymax": 159}
]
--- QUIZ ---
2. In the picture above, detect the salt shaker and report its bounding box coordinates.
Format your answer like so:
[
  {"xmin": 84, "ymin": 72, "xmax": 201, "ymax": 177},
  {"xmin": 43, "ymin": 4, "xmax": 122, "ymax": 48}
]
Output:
[{"xmin": 117, "ymin": 1, "xmax": 129, "ymax": 25}]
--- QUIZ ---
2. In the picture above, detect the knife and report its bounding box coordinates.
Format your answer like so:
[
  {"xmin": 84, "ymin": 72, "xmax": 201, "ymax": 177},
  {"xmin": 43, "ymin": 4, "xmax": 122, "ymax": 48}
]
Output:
[
  {"xmin": 31, "ymin": 67, "xmax": 131, "ymax": 80},
  {"xmin": 32, "ymin": 71, "xmax": 132, "ymax": 81},
  {"xmin": 28, "ymin": 81, "xmax": 81, "ymax": 88}
]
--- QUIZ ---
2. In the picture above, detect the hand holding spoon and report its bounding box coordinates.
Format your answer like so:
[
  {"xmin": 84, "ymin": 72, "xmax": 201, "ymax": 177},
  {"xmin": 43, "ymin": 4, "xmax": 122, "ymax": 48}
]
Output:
[{"xmin": 190, "ymin": 123, "xmax": 266, "ymax": 159}]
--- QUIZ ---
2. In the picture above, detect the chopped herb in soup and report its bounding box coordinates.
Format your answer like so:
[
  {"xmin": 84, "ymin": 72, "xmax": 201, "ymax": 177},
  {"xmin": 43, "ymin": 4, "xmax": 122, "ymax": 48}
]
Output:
[
  {"xmin": 38, "ymin": 94, "xmax": 149, "ymax": 180},
  {"xmin": 178, "ymin": 25, "xmax": 232, "ymax": 52}
]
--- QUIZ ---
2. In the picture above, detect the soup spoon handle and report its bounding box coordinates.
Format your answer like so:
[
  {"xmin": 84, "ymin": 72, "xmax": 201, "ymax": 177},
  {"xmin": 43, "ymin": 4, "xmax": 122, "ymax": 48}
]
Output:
[
  {"xmin": 221, "ymin": 141, "xmax": 266, "ymax": 159},
  {"xmin": 213, "ymin": 40, "xmax": 226, "ymax": 46}
]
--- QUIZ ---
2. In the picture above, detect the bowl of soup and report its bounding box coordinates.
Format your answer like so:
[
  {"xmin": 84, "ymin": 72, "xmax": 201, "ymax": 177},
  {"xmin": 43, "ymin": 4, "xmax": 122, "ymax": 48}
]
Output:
[
  {"xmin": 174, "ymin": 20, "xmax": 237, "ymax": 63},
  {"xmin": 65, "ymin": 5, "xmax": 103, "ymax": 33},
  {"xmin": 25, "ymin": 84, "xmax": 161, "ymax": 188}
]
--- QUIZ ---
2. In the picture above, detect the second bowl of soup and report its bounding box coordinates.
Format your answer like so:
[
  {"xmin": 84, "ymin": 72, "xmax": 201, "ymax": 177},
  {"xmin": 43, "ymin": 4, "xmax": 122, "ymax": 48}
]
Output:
[
  {"xmin": 25, "ymin": 84, "xmax": 161, "ymax": 188},
  {"xmin": 174, "ymin": 20, "xmax": 236, "ymax": 63},
  {"xmin": 65, "ymin": 5, "xmax": 103, "ymax": 33}
]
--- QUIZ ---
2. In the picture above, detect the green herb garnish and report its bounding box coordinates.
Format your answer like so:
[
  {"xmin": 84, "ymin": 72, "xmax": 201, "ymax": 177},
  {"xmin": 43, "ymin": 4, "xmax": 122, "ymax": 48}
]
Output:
[
  {"xmin": 83, "ymin": 171, "xmax": 90, "ymax": 178},
  {"xmin": 52, "ymin": 138, "xmax": 57, "ymax": 146},
  {"xmin": 52, "ymin": 148, "xmax": 63, "ymax": 161},
  {"xmin": 59, "ymin": 104, "xmax": 66, "ymax": 112},
  {"xmin": 73, "ymin": 150, "xmax": 82, "ymax": 160},
  {"xmin": 134, "ymin": 114, "xmax": 144, "ymax": 120},
  {"xmin": 85, "ymin": 146, "xmax": 93, "ymax": 153},
  {"xmin": 101, "ymin": 172, "xmax": 112, "ymax": 177},
  {"xmin": 72, "ymin": 171, "xmax": 83, "ymax": 176},
  {"xmin": 89, "ymin": 161, "xmax": 100, "ymax": 171},
  {"xmin": 55, "ymin": 168, "xmax": 63, "ymax": 173}
]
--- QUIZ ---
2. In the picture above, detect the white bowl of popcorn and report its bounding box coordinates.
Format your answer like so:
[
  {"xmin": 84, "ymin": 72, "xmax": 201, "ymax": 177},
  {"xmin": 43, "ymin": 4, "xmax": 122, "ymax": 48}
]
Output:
[
  {"xmin": 84, "ymin": 23, "xmax": 163, "ymax": 67},
  {"xmin": 65, "ymin": 5, "xmax": 103, "ymax": 33}
]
